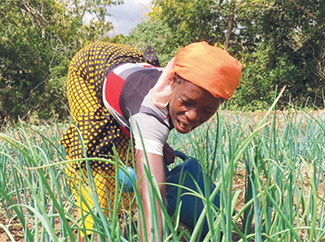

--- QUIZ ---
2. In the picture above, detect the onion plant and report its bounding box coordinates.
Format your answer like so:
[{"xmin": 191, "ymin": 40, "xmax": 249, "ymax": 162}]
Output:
[{"xmin": 0, "ymin": 92, "xmax": 324, "ymax": 241}]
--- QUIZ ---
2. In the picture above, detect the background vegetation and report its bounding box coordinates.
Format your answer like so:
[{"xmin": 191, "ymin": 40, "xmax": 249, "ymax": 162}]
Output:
[{"xmin": 0, "ymin": 0, "xmax": 324, "ymax": 123}]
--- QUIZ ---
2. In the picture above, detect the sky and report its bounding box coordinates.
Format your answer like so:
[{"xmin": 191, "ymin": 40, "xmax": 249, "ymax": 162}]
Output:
[{"xmin": 107, "ymin": 0, "xmax": 152, "ymax": 36}]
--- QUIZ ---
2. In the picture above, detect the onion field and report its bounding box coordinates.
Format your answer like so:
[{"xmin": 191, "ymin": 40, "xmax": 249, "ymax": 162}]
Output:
[{"xmin": 0, "ymin": 101, "xmax": 324, "ymax": 241}]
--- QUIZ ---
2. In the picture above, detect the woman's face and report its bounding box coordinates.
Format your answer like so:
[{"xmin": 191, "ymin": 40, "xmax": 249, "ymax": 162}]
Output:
[{"xmin": 168, "ymin": 75, "xmax": 223, "ymax": 134}]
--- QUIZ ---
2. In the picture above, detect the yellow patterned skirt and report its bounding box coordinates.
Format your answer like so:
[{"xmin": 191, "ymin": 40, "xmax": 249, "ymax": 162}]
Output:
[{"xmin": 60, "ymin": 42, "xmax": 147, "ymax": 236}]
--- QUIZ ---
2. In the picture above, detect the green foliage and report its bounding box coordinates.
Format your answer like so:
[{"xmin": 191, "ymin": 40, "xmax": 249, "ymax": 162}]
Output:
[
  {"xmin": 0, "ymin": 0, "xmax": 121, "ymax": 122},
  {"xmin": 230, "ymin": 48, "xmax": 275, "ymax": 111},
  {"xmin": 123, "ymin": 19, "xmax": 177, "ymax": 66},
  {"xmin": 0, "ymin": 0, "xmax": 73, "ymax": 121},
  {"xmin": 147, "ymin": 0, "xmax": 325, "ymax": 110},
  {"xmin": 66, "ymin": 0, "xmax": 123, "ymax": 43},
  {"xmin": 150, "ymin": 0, "xmax": 228, "ymax": 47},
  {"xmin": 249, "ymin": 0, "xmax": 325, "ymax": 107},
  {"xmin": 1, "ymin": 0, "xmax": 325, "ymax": 122}
]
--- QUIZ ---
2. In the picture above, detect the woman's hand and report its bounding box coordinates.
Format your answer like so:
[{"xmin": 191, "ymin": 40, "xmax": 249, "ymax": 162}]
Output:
[
  {"xmin": 163, "ymin": 143, "xmax": 175, "ymax": 165},
  {"xmin": 136, "ymin": 149, "xmax": 166, "ymax": 242}
]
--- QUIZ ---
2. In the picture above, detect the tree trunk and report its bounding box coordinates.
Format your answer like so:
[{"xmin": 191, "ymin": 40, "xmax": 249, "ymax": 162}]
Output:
[{"xmin": 224, "ymin": 0, "xmax": 235, "ymax": 50}]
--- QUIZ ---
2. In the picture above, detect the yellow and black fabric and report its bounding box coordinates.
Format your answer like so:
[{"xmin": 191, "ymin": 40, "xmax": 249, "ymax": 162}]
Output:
[
  {"xmin": 143, "ymin": 45, "xmax": 160, "ymax": 67},
  {"xmin": 60, "ymin": 42, "xmax": 158, "ymax": 235}
]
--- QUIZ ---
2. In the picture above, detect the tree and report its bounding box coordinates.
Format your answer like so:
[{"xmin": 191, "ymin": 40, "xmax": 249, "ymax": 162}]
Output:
[
  {"xmin": 224, "ymin": 0, "xmax": 236, "ymax": 50},
  {"xmin": 0, "ymin": 0, "xmax": 122, "ymax": 122},
  {"xmin": 147, "ymin": 0, "xmax": 325, "ymax": 109},
  {"xmin": 149, "ymin": 0, "xmax": 228, "ymax": 47},
  {"xmin": 250, "ymin": 0, "xmax": 325, "ymax": 106},
  {"xmin": 63, "ymin": 0, "xmax": 123, "ymax": 43},
  {"xmin": 123, "ymin": 19, "xmax": 176, "ymax": 66}
]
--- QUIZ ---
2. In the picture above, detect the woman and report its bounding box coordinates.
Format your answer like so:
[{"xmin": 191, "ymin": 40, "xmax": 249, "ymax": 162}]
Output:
[{"xmin": 60, "ymin": 41, "xmax": 241, "ymax": 241}]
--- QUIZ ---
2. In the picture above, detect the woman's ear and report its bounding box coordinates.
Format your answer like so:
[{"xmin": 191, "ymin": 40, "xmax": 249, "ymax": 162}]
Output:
[{"xmin": 170, "ymin": 74, "xmax": 178, "ymax": 90}]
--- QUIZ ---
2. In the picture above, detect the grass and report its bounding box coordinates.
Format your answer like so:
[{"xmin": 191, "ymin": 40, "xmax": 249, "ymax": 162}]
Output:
[{"xmin": 0, "ymin": 101, "xmax": 324, "ymax": 241}]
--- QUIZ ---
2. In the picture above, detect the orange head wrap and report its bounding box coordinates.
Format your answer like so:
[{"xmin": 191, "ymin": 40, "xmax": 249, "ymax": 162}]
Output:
[
  {"xmin": 152, "ymin": 41, "xmax": 242, "ymax": 107},
  {"xmin": 171, "ymin": 41, "xmax": 241, "ymax": 100}
]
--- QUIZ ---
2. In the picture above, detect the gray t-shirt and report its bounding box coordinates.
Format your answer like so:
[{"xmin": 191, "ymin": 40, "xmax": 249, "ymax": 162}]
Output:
[{"xmin": 103, "ymin": 63, "xmax": 173, "ymax": 156}]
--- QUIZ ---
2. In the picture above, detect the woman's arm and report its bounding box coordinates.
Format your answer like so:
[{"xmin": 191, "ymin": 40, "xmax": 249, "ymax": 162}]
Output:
[{"xmin": 136, "ymin": 149, "xmax": 166, "ymax": 242}]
